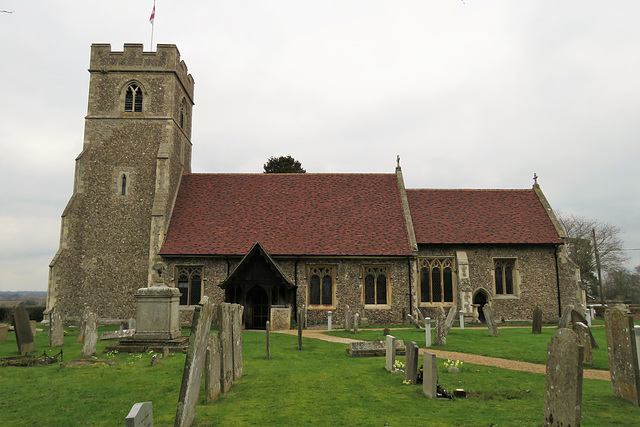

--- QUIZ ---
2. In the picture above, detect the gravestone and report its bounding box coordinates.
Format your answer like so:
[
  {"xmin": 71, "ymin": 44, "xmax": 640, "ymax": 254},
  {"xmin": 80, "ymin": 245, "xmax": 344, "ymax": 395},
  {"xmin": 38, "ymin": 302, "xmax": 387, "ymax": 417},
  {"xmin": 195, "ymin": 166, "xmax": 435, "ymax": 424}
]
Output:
[
  {"xmin": 345, "ymin": 305, "xmax": 351, "ymax": 331},
  {"xmin": 133, "ymin": 285, "xmax": 181, "ymax": 340},
  {"xmin": 297, "ymin": 310, "xmax": 303, "ymax": 350},
  {"xmin": 354, "ymin": 313, "xmax": 359, "ymax": 334},
  {"xmin": 543, "ymin": 328, "xmax": 583, "ymax": 426},
  {"xmin": 218, "ymin": 303, "xmax": 234, "ymax": 394},
  {"xmin": 77, "ymin": 307, "xmax": 89, "ymax": 343},
  {"xmin": 482, "ymin": 305, "xmax": 500, "ymax": 337},
  {"xmin": 0, "ymin": 323, "xmax": 8, "ymax": 341},
  {"xmin": 347, "ymin": 340, "xmax": 405, "ymax": 357},
  {"xmin": 269, "ymin": 306, "xmax": 290, "ymax": 331},
  {"xmin": 404, "ymin": 341, "xmax": 419, "ymax": 385},
  {"xmin": 29, "ymin": 320, "xmax": 37, "ymax": 336},
  {"xmin": 434, "ymin": 307, "xmax": 447, "ymax": 346},
  {"xmin": 327, "ymin": 311, "xmax": 332, "ymax": 331},
  {"xmin": 424, "ymin": 317, "xmax": 432, "ymax": 347},
  {"xmin": 232, "ymin": 304, "xmax": 244, "ymax": 381},
  {"xmin": 532, "ymin": 306, "xmax": 543, "ymax": 334},
  {"xmin": 81, "ymin": 312, "xmax": 98, "ymax": 357},
  {"xmin": 572, "ymin": 309, "xmax": 599, "ymax": 349},
  {"xmin": 572, "ymin": 322, "xmax": 593, "ymax": 365},
  {"xmin": 423, "ymin": 351, "xmax": 437, "ymax": 399},
  {"xmin": 13, "ymin": 305, "xmax": 35, "ymax": 355},
  {"xmin": 49, "ymin": 308, "xmax": 64, "ymax": 347},
  {"xmin": 205, "ymin": 333, "xmax": 221, "ymax": 402},
  {"xmin": 459, "ymin": 310, "xmax": 464, "ymax": 330},
  {"xmin": 125, "ymin": 401, "xmax": 153, "ymax": 427},
  {"xmin": 407, "ymin": 314, "xmax": 422, "ymax": 329},
  {"xmin": 101, "ymin": 329, "xmax": 135, "ymax": 340},
  {"xmin": 175, "ymin": 297, "xmax": 216, "ymax": 427},
  {"xmin": 443, "ymin": 305, "xmax": 458, "ymax": 334},
  {"xmin": 385, "ymin": 335, "xmax": 396, "ymax": 372},
  {"xmin": 557, "ymin": 306, "xmax": 574, "ymax": 329},
  {"xmin": 604, "ymin": 306, "xmax": 640, "ymax": 406},
  {"xmin": 265, "ymin": 321, "xmax": 271, "ymax": 360},
  {"xmin": 635, "ymin": 326, "xmax": 640, "ymax": 371}
]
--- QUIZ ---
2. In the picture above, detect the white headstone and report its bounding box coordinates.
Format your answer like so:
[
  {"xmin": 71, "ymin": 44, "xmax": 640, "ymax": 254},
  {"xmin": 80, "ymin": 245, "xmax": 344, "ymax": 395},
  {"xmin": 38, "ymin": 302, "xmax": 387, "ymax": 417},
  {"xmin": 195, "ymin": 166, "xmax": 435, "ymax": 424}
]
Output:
[
  {"xmin": 425, "ymin": 317, "xmax": 431, "ymax": 348},
  {"xmin": 327, "ymin": 311, "xmax": 332, "ymax": 331},
  {"xmin": 125, "ymin": 401, "xmax": 153, "ymax": 427}
]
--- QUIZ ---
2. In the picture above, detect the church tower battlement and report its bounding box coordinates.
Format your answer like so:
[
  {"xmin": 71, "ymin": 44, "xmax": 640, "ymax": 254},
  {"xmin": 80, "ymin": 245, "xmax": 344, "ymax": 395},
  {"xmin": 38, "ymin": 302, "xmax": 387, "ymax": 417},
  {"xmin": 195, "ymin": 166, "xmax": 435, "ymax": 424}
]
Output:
[{"xmin": 48, "ymin": 44, "xmax": 195, "ymax": 319}]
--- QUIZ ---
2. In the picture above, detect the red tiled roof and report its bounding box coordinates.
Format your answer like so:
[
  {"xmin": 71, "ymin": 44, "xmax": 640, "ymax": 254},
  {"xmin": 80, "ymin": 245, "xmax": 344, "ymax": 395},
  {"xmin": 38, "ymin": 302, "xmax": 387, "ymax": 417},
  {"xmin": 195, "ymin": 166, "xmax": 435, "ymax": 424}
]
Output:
[
  {"xmin": 160, "ymin": 173, "xmax": 413, "ymax": 256},
  {"xmin": 406, "ymin": 189, "xmax": 563, "ymax": 244}
]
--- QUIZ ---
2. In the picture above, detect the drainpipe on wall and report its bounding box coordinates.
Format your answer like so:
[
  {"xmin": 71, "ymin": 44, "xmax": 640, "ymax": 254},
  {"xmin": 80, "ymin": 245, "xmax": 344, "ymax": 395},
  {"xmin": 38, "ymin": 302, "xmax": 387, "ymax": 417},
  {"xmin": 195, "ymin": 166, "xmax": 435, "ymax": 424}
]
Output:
[
  {"xmin": 407, "ymin": 257, "xmax": 413, "ymax": 318},
  {"xmin": 554, "ymin": 245, "xmax": 562, "ymax": 317}
]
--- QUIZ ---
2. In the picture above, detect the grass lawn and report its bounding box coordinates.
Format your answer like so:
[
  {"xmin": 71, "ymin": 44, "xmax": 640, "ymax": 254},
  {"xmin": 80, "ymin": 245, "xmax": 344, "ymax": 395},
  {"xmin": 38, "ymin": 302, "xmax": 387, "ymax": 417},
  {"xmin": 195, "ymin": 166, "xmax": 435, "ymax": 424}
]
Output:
[
  {"xmin": 326, "ymin": 325, "xmax": 611, "ymax": 370},
  {"xmin": 0, "ymin": 325, "xmax": 637, "ymax": 426}
]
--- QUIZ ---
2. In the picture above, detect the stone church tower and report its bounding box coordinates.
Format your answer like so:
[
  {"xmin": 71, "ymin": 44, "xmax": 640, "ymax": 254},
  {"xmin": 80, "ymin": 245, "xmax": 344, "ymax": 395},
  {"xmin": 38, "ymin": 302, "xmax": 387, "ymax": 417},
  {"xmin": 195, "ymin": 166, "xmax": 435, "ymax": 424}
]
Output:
[{"xmin": 47, "ymin": 44, "xmax": 194, "ymax": 319}]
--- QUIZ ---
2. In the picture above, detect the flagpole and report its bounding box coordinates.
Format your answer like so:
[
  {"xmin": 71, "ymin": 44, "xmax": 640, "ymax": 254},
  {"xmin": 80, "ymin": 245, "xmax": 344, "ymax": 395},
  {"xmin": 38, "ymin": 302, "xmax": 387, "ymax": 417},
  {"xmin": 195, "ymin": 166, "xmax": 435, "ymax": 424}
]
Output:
[{"xmin": 149, "ymin": 0, "xmax": 156, "ymax": 51}]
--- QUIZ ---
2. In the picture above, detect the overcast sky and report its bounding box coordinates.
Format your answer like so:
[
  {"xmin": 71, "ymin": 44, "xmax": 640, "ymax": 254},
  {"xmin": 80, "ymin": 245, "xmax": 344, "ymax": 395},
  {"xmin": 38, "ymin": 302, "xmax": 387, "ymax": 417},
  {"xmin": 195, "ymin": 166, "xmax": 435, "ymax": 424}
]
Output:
[{"xmin": 1, "ymin": 1, "xmax": 639, "ymax": 292}]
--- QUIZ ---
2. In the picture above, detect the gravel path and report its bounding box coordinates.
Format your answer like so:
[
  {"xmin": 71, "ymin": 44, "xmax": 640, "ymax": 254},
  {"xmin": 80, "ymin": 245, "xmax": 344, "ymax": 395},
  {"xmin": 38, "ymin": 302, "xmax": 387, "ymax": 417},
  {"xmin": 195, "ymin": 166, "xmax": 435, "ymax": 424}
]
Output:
[{"xmin": 273, "ymin": 329, "xmax": 611, "ymax": 381}]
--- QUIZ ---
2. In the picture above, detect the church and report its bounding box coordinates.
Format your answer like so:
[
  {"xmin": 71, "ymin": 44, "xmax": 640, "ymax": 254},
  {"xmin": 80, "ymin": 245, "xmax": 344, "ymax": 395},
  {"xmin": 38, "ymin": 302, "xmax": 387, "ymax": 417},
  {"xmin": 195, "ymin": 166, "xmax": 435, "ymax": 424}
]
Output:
[{"xmin": 47, "ymin": 44, "xmax": 583, "ymax": 328}]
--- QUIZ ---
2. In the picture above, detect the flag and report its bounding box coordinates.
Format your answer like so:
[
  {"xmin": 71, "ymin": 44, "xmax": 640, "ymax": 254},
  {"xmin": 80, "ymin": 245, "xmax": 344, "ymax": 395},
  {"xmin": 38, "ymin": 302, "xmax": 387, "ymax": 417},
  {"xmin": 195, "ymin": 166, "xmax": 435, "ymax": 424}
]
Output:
[{"xmin": 149, "ymin": 4, "xmax": 155, "ymax": 24}]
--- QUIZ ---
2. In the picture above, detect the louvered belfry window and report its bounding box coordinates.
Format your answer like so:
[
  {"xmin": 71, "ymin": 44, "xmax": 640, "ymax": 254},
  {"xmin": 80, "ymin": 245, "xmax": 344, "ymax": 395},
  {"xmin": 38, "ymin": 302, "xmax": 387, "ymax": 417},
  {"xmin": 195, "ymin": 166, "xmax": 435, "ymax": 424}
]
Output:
[{"xmin": 124, "ymin": 83, "xmax": 143, "ymax": 112}]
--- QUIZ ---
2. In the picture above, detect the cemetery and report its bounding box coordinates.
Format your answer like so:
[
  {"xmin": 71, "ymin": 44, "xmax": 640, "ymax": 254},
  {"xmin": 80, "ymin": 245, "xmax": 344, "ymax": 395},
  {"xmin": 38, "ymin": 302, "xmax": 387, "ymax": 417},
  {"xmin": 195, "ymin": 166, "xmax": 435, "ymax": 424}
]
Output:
[{"xmin": 0, "ymin": 305, "xmax": 639, "ymax": 425}]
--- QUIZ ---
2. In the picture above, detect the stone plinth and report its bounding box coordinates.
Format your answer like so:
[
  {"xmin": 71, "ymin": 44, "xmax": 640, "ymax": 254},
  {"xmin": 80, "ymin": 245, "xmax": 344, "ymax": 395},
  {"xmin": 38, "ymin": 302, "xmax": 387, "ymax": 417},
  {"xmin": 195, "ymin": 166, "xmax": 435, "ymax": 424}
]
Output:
[
  {"xmin": 133, "ymin": 286, "xmax": 181, "ymax": 340},
  {"xmin": 270, "ymin": 306, "xmax": 291, "ymax": 331}
]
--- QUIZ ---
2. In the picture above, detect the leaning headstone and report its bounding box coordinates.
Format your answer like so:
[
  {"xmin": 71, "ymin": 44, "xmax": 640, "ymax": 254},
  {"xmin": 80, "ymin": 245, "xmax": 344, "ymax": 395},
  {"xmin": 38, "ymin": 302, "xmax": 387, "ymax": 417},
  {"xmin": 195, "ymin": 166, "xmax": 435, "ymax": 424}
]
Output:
[
  {"xmin": 175, "ymin": 297, "xmax": 216, "ymax": 427},
  {"xmin": 0, "ymin": 323, "xmax": 8, "ymax": 341},
  {"xmin": 407, "ymin": 314, "xmax": 422, "ymax": 329},
  {"xmin": 423, "ymin": 351, "xmax": 437, "ymax": 399},
  {"xmin": 125, "ymin": 401, "xmax": 153, "ymax": 427},
  {"xmin": 218, "ymin": 303, "xmax": 234, "ymax": 394},
  {"xmin": 557, "ymin": 306, "xmax": 574, "ymax": 329},
  {"xmin": 385, "ymin": 335, "xmax": 396, "ymax": 372},
  {"xmin": 572, "ymin": 322, "xmax": 593, "ymax": 365},
  {"xmin": 604, "ymin": 306, "xmax": 640, "ymax": 406},
  {"xmin": 49, "ymin": 308, "xmax": 64, "ymax": 347},
  {"xmin": 443, "ymin": 305, "xmax": 458, "ymax": 335},
  {"xmin": 231, "ymin": 304, "xmax": 244, "ymax": 381},
  {"xmin": 425, "ymin": 317, "xmax": 432, "ymax": 348},
  {"xmin": 13, "ymin": 305, "xmax": 35, "ymax": 355},
  {"xmin": 571, "ymin": 309, "xmax": 599, "ymax": 349},
  {"xmin": 81, "ymin": 312, "xmax": 98, "ymax": 358},
  {"xmin": 434, "ymin": 307, "xmax": 447, "ymax": 346},
  {"xmin": 543, "ymin": 328, "xmax": 584, "ymax": 427},
  {"xmin": 404, "ymin": 341, "xmax": 419, "ymax": 385},
  {"xmin": 532, "ymin": 306, "xmax": 543, "ymax": 334},
  {"xmin": 483, "ymin": 305, "xmax": 500, "ymax": 337},
  {"xmin": 205, "ymin": 333, "xmax": 221, "ymax": 402}
]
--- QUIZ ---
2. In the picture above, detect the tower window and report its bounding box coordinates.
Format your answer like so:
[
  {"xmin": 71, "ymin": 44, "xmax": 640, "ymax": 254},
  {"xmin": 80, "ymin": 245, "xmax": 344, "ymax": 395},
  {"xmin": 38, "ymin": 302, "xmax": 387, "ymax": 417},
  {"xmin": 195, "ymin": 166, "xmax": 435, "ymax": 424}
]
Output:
[
  {"xmin": 121, "ymin": 174, "xmax": 127, "ymax": 195},
  {"xmin": 118, "ymin": 172, "xmax": 130, "ymax": 196},
  {"xmin": 124, "ymin": 84, "xmax": 143, "ymax": 112}
]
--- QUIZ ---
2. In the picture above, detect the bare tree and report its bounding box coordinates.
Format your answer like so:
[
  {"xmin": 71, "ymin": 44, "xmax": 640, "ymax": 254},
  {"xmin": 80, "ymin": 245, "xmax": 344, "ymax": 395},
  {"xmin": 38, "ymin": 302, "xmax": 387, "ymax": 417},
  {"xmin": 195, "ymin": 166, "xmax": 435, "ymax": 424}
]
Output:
[{"xmin": 558, "ymin": 214, "xmax": 628, "ymax": 298}]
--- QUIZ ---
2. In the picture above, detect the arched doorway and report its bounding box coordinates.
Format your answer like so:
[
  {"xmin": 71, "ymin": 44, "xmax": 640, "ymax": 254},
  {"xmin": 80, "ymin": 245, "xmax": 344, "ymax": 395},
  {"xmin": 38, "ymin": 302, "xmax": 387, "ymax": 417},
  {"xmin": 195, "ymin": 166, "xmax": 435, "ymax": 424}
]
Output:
[
  {"xmin": 247, "ymin": 286, "xmax": 269, "ymax": 329},
  {"xmin": 473, "ymin": 290, "xmax": 488, "ymax": 323}
]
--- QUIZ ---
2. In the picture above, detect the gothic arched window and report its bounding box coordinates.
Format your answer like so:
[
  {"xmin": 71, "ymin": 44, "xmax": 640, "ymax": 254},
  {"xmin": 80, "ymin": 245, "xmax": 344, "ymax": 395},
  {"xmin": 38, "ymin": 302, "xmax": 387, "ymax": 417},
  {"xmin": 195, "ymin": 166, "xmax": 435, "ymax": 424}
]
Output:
[{"xmin": 124, "ymin": 83, "xmax": 143, "ymax": 112}]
